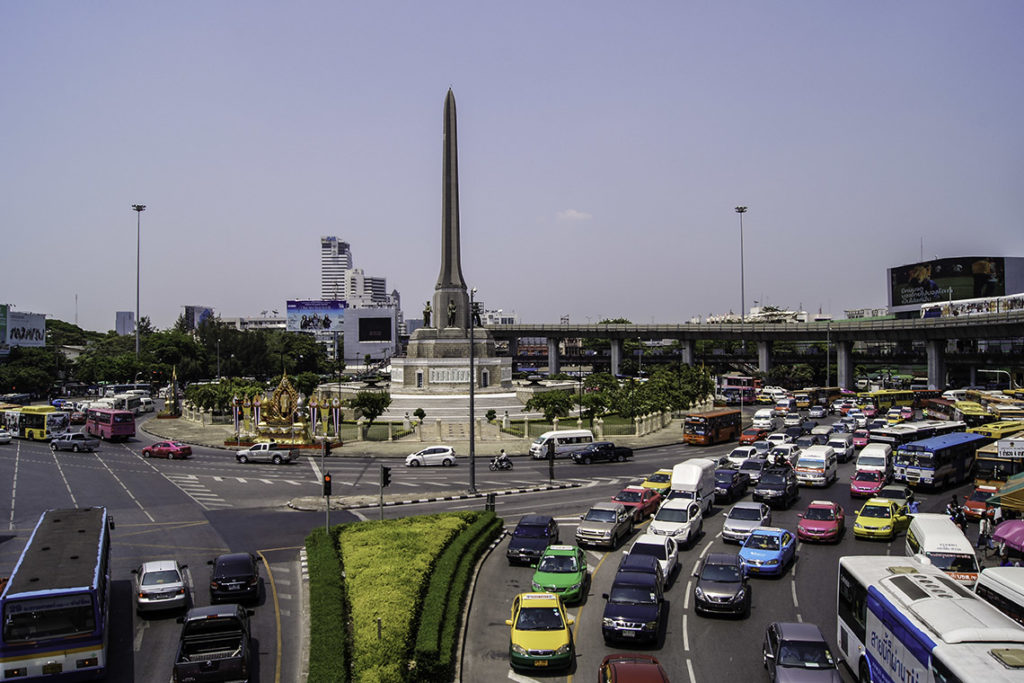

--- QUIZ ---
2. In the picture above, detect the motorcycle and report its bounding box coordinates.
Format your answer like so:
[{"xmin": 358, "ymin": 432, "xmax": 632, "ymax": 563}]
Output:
[{"xmin": 489, "ymin": 456, "xmax": 513, "ymax": 471}]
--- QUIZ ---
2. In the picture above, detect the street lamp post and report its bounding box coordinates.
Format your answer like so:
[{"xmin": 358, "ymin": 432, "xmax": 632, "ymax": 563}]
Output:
[
  {"xmin": 735, "ymin": 206, "xmax": 747, "ymax": 324},
  {"xmin": 217, "ymin": 337, "xmax": 221, "ymax": 379},
  {"xmin": 469, "ymin": 288, "xmax": 477, "ymax": 494},
  {"xmin": 131, "ymin": 204, "xmax": 146, "ymax": 359}
]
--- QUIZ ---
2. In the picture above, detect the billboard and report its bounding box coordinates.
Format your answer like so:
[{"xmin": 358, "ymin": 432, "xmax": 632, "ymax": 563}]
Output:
[
  {"xmin": 1, "ymin": 306, "xmax": 46, "ymax": 348},
  {"xmin": 286, "ymin": 300, "xmax": 346, "ymax": 332},
  {"xmin": 358, "ymin": 316, "xmax": 393, "ymax": 342},
  {"xmin": 888, "ymin": 256, "xmax": 1024, "ymax": 313}
]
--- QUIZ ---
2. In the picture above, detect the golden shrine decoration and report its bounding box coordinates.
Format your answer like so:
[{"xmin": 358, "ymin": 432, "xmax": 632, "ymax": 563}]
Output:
[{"xmin": 263, "ymin": 372, "xmax": 300, "ymax": 425}]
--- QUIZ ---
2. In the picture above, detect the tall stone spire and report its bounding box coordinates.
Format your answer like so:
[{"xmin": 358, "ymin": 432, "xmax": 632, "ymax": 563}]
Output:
[{"xmin": 432, "ymin": 88, "xmax": 469, "ymax": 328}]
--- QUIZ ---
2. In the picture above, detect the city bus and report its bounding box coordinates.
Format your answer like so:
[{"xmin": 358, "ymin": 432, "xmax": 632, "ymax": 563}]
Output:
[
  {"xmin": 1, "ymin": 405, "xmax": 70, "ymax": 441},
  {"xmin": 955, "ymin": 400, "xmax": 995, "ymax": 427},
  {"xmin": 894, "ymin": 431, "xmax": 990, "ymax": 489},
  {"xmin": 0, "ymin": 507, "xmax": 114, "ymax": 680},
  {"xmin": 84, "ymin": 408, "xmax": 136, "ymax": 441},
  {"xmin": 99, "ymin": 382, "xmax": 151, "ymax": 398},
  {"xmin": 857, "ymin": 388, "xmax": 916, "ymax": 409},
  {"xmin": 112, "ymin": 393, "xmax": 143, "ymax": 415},
  {"xmin": 974, "ymin": 433, "xmax": 1024, "ymax": 488},
  {"xmin": 969, "ymin": 420, "xmax": 1024, "ymax": 440},
  {"xmin": 975, "ymin": 567, "xmax": 1024, "ymax": 627},
  {"xmin": 990, "ymin": 403, "xmax": 1024, "ymax": 421},
  {"xmin": 921, "ymin": 397, "xmax": 956, "ymax": 421},
  {"xmin": 682, "ymin": 408, "xmax": 741, "ymax": 446},
  {"xmin": 869, "ymin": 419, "xmax": 966, "ymax": 449},
  {"xmin": 837, "ymin": 555, "xmax": 1024, "ymax": 683}
]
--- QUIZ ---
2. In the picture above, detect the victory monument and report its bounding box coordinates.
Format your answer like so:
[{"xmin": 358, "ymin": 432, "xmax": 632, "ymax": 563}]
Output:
[{"xmin": 390, "ymin": 89, "xmax": 513, "ymax": 393}]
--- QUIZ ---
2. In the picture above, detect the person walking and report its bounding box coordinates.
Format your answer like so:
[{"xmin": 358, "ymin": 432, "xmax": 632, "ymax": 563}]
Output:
[{"xmin": 978, "ymin": 511, "xmax": 993, "ymax": 553}]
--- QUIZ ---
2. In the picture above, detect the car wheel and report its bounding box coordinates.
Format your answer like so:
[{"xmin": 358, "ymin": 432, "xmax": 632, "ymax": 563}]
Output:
[
  {"xmin": 273, "ymin": 455, "xmax": 283, "ymax": 465},
  {"xmin": 583, "ymin": 456, "xmax": 592, "ymax": 465},
  {"xmin": 443, "ymin": 458, "xmax": 453, "ymax": 467},
  {"xmin": 410, "ymin": 459, "xmax": 421, "ymax": 467},
  {"xmin": 238, "ymin": 454, "xmax": 248, "ymax": 463},
  {"xmin": 143, "ymin": 450, "xmax": 150, "ymax": 457},
  {"xmin": 72, "ymin": 445, "xmax": 80, "ymax": 453}
]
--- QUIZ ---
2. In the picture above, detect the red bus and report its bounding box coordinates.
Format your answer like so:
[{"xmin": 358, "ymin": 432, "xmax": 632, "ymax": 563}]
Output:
[
  {"xmin": 85, "ymin": 408, "xmax": 136, "ymax": 441},
  {"xmin": 683, "ymin": 409, "xmax": 742, "ymax": 446}
]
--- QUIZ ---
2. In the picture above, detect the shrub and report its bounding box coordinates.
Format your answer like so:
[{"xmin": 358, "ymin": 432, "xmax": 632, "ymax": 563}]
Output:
[{"xmin": 306, "ymin": 526, "xmax": 349, "ymax": 682}]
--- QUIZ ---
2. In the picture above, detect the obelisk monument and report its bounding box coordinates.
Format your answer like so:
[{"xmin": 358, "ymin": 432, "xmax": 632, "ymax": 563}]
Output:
[{"xmin": 433, "ymin": 89, "xmax": 470, "ymax": 330}]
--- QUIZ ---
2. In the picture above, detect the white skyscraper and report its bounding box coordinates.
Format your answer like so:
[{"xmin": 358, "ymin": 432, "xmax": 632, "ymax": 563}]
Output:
[{"xmin": 320, "ymin": 236, "xmax": 353, "ymax": 300}]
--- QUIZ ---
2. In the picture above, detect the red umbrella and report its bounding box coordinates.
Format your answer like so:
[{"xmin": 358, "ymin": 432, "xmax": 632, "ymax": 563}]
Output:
[{"xmin": 992, "ymin": 520, "xmax": 1024, "ymax": 554}]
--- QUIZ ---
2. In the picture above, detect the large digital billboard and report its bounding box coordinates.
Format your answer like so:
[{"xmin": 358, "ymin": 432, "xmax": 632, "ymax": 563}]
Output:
[
  {"xmin": 286, "ymin": 300, "xmax": 346, "ymax": 332},
  {"xmin": 358, "ymin": 317, "xmax": 392, "ymax": 342},
  {"xmin": 888, "ymin": 256, "xmax": 1024, "ymax": 313}
]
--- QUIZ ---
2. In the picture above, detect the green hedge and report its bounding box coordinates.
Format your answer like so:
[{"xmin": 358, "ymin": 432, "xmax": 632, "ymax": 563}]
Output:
[
  {"xmin": 306, "ymin": 526, "xmax": 350, "ymax": 683},
  {"xmin": 411, "ymin": 512, "xmax": 502, "ymax": 681}
]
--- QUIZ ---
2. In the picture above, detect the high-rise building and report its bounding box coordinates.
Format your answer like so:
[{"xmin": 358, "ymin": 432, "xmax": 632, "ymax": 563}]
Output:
[
  {"xmin": 320, "ymin": 236, "xmax": 353, "ymax": 300},
  {"xmin": 115, "ymin": 311, "xmax": 135, "ymax": 336}
]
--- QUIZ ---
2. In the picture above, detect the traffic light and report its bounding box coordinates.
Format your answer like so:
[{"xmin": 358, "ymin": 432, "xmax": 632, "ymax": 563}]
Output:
[
  {"xmin": 381, "ymin": 465, "xmax": 392, "ymax": 488},
  {"xmin": 322, "ymin": 472, "xmax": 332, "ymax": 496}
]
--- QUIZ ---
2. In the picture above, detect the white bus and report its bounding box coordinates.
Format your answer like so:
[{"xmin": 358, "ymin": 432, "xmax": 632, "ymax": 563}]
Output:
[
  {"xmin": 837, "ymin": 555, "xmax": 1024, "ymax": 683},
  {"xmin": 976, "ymin": 567, "xmax": 1024, "ymax": 627},
  {"xmin": 112, "ymin": 393, "xmax": 143, "ymax": 415}
]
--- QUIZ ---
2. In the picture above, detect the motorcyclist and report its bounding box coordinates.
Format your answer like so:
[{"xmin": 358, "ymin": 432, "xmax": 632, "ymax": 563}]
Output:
[{"xmin": 496, "ymin": 449, "xmax": 511, "ymax": 468}]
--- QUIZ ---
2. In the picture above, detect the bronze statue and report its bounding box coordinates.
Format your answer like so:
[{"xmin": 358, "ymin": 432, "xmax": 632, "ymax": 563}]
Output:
[
  {"xmin": 423, "ymin": 301, "xmax": 432, "ymax": 327},
  {"xmin": 447, "ymin": 299, "xmax": 457, "ymax": 327}
]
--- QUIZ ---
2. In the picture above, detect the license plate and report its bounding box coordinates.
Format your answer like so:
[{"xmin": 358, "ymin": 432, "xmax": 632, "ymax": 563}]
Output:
[
  {"xmin": 622, "ymin": 631, "xmax": 636, "ymax": 638},
  {"xmin": 533, "ymin": 660, "xmax": 548, "ymax": 667},
  {"xmin": 43, "ymin": 663, "xmax": 62, "ymax": 675}
]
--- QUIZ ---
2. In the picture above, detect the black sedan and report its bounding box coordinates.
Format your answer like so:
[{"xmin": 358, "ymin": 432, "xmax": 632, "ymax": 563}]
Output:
[
  {"xmin": 208, "ymin": 552, "xmax": 260, "ymax": 604},
  {"xmin": 714, "ymin": 469, "xmax": 751, "ymax": 503},
  {"xmin": 693, "ymin": 552, "xmax": 751, "ymax": 618}
]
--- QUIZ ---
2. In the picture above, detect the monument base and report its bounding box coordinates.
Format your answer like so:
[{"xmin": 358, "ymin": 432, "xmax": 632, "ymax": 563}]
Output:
[{"xmin": 391, "ymin": 326, "xmax": 513, "ymax": 393}]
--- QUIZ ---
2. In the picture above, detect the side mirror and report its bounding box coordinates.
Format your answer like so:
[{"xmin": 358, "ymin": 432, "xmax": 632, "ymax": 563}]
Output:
[
  {"xmin": 765, "ymin": 652, "xmax": 776, "ymax": 661},
  {"xmin": 797, "ymin": 513, "xmax": 804, "ymax": 518},
  {"xmin": 207, "ymin": 560, "xmax": 214, "ymax": 566},
  {"xmin": 505, "ymin": 619, "xmax": 513, "ymax": 626},
  {"xmin": 622, "ymin": 550, "xmax": 629, "ymax": 555},
  {"xmin": 602, "ymin": 593, "xmax": 609, "ymax": 600},
  {"xmin": 247, "ymin": 609, "xmax": 255, "ymax": 616},
  {"xmin": 176, "ymin": 616, "xmax": 185, "ymax": 624},
  {"xmin": 180, "ymin": 564, "xmax": 189, "ymax": 570},
  {"xmin": 130, "ymin": 568, "xmax": 139, "ymax": 575},
  {"xmin": 579, "ymin": 514, "xmax": 585, "ymax": 520},
  {"xmin": 566, "ymin": 616, "xmax": 575, "ymax": 626}
]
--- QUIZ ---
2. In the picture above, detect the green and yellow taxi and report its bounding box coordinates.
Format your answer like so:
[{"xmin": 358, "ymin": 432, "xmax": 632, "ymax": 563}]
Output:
[
  {"xmin": 853, "ymin": 497, "xmax": 910, "ymax": 540},
  {"xmin": 506, "ymin": 592, "xmax": 575, "ymax": 671},
  {"xmin": 530, "ymin": 545, "xmax": 589, "ymax": 604},
  {"xmin": 641, "ymin": 469, "xmax": 673, "ymax": 494}
]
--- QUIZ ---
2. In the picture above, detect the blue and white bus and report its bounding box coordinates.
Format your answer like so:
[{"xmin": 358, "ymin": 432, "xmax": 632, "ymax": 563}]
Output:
[
  {"xmin": 895, "ymin": 431, "xmax": 990, "ymax": 489},
  {"xmin": 837, "ymin": 555, "xmax": 1024, "ymax": 683},
  {"xmin": 0, "ymin": 507, "xmax": 113, "ymax": 680}
]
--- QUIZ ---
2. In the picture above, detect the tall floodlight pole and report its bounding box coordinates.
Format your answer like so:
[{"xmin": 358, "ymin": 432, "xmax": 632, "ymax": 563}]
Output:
[
  {"xmin": 735, "ymin": 206, "xmax": 747, "ymax": 324},
  {"xmin": 826, "ymin": 321, "xmax": 831, "ymax": 389},
  {"xmin": 469, "ymin": 288, "xmax": 477, "ymax": 494},
  {"xmin": 132, "ymin": 204, "xmax": 146, "ymax": 359},
  {"xmin": 217, "ymin": 337, "xmax": 221, "ymax": 379}
]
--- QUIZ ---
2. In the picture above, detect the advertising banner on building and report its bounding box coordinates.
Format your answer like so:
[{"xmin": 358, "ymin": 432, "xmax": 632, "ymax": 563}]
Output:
[
  {"xmin": 183, "ymin": 305, "xmax": 214, "ymax": 331},
  {"xmin": 2, "ymin": 308, "xmax": 47, "ymax": 347},
  {"xmin": 286, "ymin": 300, "xmax": 346, "ymax": 332},
  {"xmin": 889, "ymin": 256, "xmax": 1007, "ymax": 311}
]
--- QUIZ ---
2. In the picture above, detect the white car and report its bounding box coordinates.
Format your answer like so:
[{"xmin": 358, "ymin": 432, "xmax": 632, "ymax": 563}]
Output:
[
  {"xmin": 624, "ymin": 532, "xmax": 679, "ymax": 584},
  {"xmin": 131, "ymin": 559, "xmax": 189, "ymax": 613},
  {"xmin": 648, "ymin": 499, "xmax": 703, "ymax": 548},
  {"xmin": 405, "ymin": 446, "xmax": 456, "ymax": 467},
  {"xmin": 0, "ymin": 428, "xmax": 11, "ymax": 445},
  {"xmin": 726, "ymin": 446, "xmax": 759, "ymax": 469},
  {"xmin": 765, "ymin": 433, "xmax": 792, "ymax": 448},
  {"xmin": 782, "ymin": 413, "xmax": 803, "ymax": 428},
  {"xmin": 769, "ymin": 443, "xmax": 801, "ymax": 465}
]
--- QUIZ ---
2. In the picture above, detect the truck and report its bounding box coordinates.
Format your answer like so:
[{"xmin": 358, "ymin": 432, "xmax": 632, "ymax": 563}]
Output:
[
  {"xmin": 668, "ymin": 458, "xmax": 717, "ymax": 515},
  {"xmin": 173, "ymin": 604, "xmax": 252, "ymax": 683},
  {"xmin": 235, "ymin": 442, "xmax": 298, "ymax": 465}
]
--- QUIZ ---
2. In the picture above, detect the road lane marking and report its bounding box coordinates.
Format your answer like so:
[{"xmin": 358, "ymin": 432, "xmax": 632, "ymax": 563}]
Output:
[
  {"xmin": 683, "ymin": 613, "xmax": 690, "ymax": 651},
  {"xmin": 257, "ymin": 550, "xmax": 284, "ymax": 683},
  {"xmin": 687, "ymin": 657, "xmax": 696, "ymax": 683},
  {"xmin": 684, "ymin": 580, "xmax": 692, "ymax": 610}
]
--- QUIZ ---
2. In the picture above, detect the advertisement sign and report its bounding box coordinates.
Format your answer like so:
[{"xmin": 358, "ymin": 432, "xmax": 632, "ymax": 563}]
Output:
[
  {"xmin": 358, "ymin": 317, "xmax": 393, "ymax": 342},
  {"xmin": 998, "ymin": 439, "xmax": 1024, "ymax": 460},
  {"xmin": 286, "ymin": 300, "xmax": 346, "ymax": 332},
  {"xmin": 889, "ymin": 257, "xmax": 1006, "ymax": 310},
  {"xmin": 2, "ymin": 308, "xmax": 46, "ymax": 347}
]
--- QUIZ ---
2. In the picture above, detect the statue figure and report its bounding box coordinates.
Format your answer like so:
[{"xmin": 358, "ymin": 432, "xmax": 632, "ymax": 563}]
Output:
[
  {"xmin": 447, "ymin": 299, "xmax": 457, "ymax": 327},
  {"xmin": 423, "ymin": 301, "xmax": 432, "ymax": 327}
]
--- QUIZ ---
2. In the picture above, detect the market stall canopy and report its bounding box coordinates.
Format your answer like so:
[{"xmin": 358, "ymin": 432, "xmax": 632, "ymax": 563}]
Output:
[{"xmin": 988, "ymin": 472, "xmax": 1024, "ymax": 512}]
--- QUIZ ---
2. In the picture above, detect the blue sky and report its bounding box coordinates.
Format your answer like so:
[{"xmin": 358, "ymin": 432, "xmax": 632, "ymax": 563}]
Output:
[{"xmin": 3, "ymin": 1, "xmax": 1022, "ymax": 332}]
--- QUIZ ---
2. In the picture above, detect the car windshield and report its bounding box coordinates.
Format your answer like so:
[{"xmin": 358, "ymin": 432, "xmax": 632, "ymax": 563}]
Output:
[
  {"xmin": 537, "ymin": 555, "xmax": 579, "ymax": 573},
  {"xmin": 804, "ymin": 507, "xmax": 836, "ymax": 521},
  {"xmin": 925, "ymin": 552, "xmax": 978, "ymax": 572},
  {"xmin": 740, "ymin": 461, "xmax": 763, "ymax": 472},
  {"xmin": 715, "ymin": 472, "xmax": 735, "ymax": 484},
  {"xmin": 514, "ymin": 524, "xmax": 549, "ymax": 538},
  {"xmin": 860, "ymin": 504, "xmax": 892, "ymax": 519},
  {"xmin": 761, "ymin": 473, "xmax": 787, "ymax": 486},
  {"xmin": 647, "ymin": 473, "xmax": 670, "ymax": 483},
  {"xmin": 584, "ymin": 509, "xmax": 616, "ymax": 523},
  {"xmin": 141, "ymin": 569, "xmax": 181, "ymax": 586},
  {"xmin": 515, "ymin": 606, "xmax": 565, "ymax": 631},
  {"xmin": 859, "ymin": 456, "xmax": 885, "ymax": 467},
  {"xmin": 608, "ymin": 586, "xmax": 657, "ymax": 605},
  {"xmin": 968, "ymin": 489, "xmax": 992, "ymax": 503},
  {"xmin": 778, "ymin": 641, "xmax": 836, "ymax": 669},
  {"xmin": 729, "ymin": 507, "xmax": 762, "ymax": 521},
  {"xmin": 655, "ymin": 507, "xmax": 689, "ymax": 523},
  {"xmin": 745, "ymin": 534, "xmax": 780, "ymax": 550},
  {"xmin": 631, "ymin": 543, "xmax": 667, "ymax": 560},
  {"xmin": 854, "ymin": 471, "xmax": 883, "ymax": 482},
  {"xmin": 615, "ymin": 490, "xmax": 642, "ymax": 503},
  {"xmin": 701, "ymin": 563, "xmax": 741, "ymax": 582}
]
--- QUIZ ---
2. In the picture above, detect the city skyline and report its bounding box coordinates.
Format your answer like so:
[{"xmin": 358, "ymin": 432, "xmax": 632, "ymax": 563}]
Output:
[{"xmin": 3, "ymin": 2, "xmax": 1023, "ymax": 333}]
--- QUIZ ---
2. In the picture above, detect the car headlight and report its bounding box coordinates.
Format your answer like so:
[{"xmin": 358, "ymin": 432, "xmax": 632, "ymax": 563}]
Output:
[
  {"xmin": 602, "ymin": 617, "xmax": 616, "ymax": 627},
  {"xmin": 531, "ymin": 582, "xmax": 541, "ymax": 591},
  {"xmin": 765, "ymin": 559, "xmax": 779, "ymax": 566},
  {"xmin": 733, "ymin": 587, "xmax": 746, "ymax": 601},
  {"xmin": 568, "ymin": 582, "xmax": 582, "ymax": 592},
  {"xmin": 694, "ymin": 586, "xmax": 705, "ymax": 599},
  {"xmin": 511, "ymin": 643, "xmax": 528, "ymax": 655},
  {"xmin": 880, "ymin": 524, "xmax": 892, "ymax": 531},
  {"xmin": 644, "ymin": 621, "xmax": 659, "ymax": 630},
  {"xmin": 602, "ymin": 530, "xmax": 612, "ymax": 537},
  {"xmin": 855, "ymin": 523, "xmax": 864, "ymax": 529},
  {"xmin": 555, "ymin": 643, "xmax": 571, "ymax": 655}
]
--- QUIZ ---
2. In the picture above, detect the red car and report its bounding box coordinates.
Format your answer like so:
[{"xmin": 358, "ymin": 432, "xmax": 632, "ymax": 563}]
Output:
[
  {"xmin": 963, "ymin": 486, "xmax": 998, "ymax": 521},
  {"xmin": 69, "ymin": 411, "xmax": 87, "ymax": 425},
  {"xmin": 849, "ymin": 469, "xmax": 886, "ymax": 498},
  {"xmin": 598, "ymin": 654, "xmax": 670, "ymax": 682},
  {"xmin": 852, "ymin": 429, "xmax": 870, "ymax": 448},
  {"xmin": 142, "ymin": 441, "xmax": 192, "ymax": 459},
  {"xmin": 612, "ymin": 486, "xmax": 662, "ymax": 522},
  {"xmin": 796, "ymin": 500, "xmax": 845, "ymax": 543},
  {"xmin": 740, "ymin": 427, "xmax": 769, "ymax": 445}
]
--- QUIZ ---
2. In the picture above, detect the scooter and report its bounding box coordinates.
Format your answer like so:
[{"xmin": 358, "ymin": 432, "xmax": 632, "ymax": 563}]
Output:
[{"xmin": 489, "ymin": 456, "xmax": 513, "ymax": 471}]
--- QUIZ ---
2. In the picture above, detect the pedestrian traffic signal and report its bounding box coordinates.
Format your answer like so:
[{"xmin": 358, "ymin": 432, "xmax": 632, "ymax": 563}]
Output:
[
  {"xmin": 323, "ymin": 472, "xmax": 332, "ymax": 496},
  {"xmin": 381, "ymin": 465, "xmax": 392, "ymax": 488}
]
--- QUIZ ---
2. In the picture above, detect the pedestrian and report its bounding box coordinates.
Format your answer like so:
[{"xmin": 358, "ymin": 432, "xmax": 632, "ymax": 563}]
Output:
[
  {"xmin": 978, "ymin": 512, "xmax": 993, "ymax": 551},
  {"xmin": 954, "ymin": 507, "xmax": 968, "ymax": 534},
  {"xmin": 908, "ymin": 499, "xmax": 920, "ymax": 514}
]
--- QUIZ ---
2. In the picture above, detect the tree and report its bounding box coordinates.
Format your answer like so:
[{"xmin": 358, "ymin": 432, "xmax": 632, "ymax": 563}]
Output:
[
  {"xmin": 525, "ymin": 390, "xmax": 574, "ymax": 422},
  {"xmin": 413, "ymin": 407, "xmax": 426, "ymax": 421},
  {"xmin": 350, "ymin": 391, "xmax": 391, "ymax": 429}
]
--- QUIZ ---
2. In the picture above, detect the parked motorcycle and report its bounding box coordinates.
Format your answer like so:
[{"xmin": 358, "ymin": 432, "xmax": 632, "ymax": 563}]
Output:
[{"xmin": 489, "ymin": 456, "xmax": 513, "ymax": 471}]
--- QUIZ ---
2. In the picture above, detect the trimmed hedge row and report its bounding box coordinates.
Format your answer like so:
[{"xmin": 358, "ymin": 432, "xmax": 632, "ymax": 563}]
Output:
[
  {"xmin": 411, "ymin": 511, "xmax": 502, "ymax": 681},
  {"xmin": 306, "ymin": 526, "xmax": 350, "ymax": 683}
]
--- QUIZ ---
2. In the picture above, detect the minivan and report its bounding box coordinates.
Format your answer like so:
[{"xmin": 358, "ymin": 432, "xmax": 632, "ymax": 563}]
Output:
[
  {"xmin": 906, "ymin": 513, "xmax": 979, "ymax": 586},
  {"xmin": 793, "ymin": 445, "xmax": 837, "ymax": 487},
  {"xmin": 856, "ymin": 443, "xmax": 893, "ymax": 478},
  {"xmin": 752, "ymin": 408, "xmax": 775, "ymax": 430},
  {"xmin": 529, "ymin": 429, "xmax": 594, "ymax": 459}
]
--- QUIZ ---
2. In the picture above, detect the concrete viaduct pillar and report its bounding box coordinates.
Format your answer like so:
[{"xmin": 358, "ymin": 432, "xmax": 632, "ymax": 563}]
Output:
[
  {"xmin": 927, "ymin": 340, "xmax": 945, "ymax": 390},
  {"xmin": 680, "ymin": 339, "xmax": 694, "ymax": 366},
  {"xmin": 758, "ymin": 341, "xmax": 772, "ymax": 375},
  {"xmin": 547, "ymin": 338, "xmax": 560, "ymax": 375},
  {"xmin": 610, "ymin": 340, "xmax": 623, "ymax": 377},
  {"xmin": 836, "ymin": 341, "xmax": 854, "ymax": 390}
]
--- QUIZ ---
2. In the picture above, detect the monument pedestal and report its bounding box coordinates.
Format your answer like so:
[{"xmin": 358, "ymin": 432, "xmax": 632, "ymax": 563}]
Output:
[{"xmin": 391, "ymin": 326, "xmax": 512, "ymax": 394}]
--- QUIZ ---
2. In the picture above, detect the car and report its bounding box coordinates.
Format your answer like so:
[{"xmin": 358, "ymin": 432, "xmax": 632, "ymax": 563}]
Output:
[
  {"xmin": 769, "ymin": 443, "xmax": 801, "ymax": 466},
  {"xmin": 740, "ymin": 427, "xmax": 769, "ymax": 445},
  {"xmin": 838, "ymin": 402, "xmax": 858, "ymax": 416},
  {"xmin": 853, "ymin": 497, "xmax": 911, "ymax": 540},
  {"xmin": 784, "ymin": 425, "xmax": 804, "ymax": 440},
  {"xmin": 782, "ymin": 413, "xmax": 803, "ymax": 428},
  {"xmin": 795, "ymin": 434, "xmax": 827, "ymax": 449},
  {"xmin": 722, "ymin": 501, "xmax": 773, "ymax": 544},
  {"xmin": 753, "ymin": 466, "xmax": 799, "ymax": 509},
  {"xmin": 69, "ymin": 410, "xmax": 87, "ymax": 425},
  {"xmin": 766, "ymin": 432, "xmax": 792, "ymax": 447},
  {"xmin": 860, "ymin": 404, "xmax": 878, "ymax": 418},
  {"xmin": 750, "ymin": 440, "xmax": 771, "ymax": 457},
  {"xmin": 900, "ymin": 405, "xmax": 915, "ymax": 420},
  {"xmin": 616, "ymin": 553, "xmax": 665, "ymax": 594},
  {"xmin": 714, "ymin": 468, "xmax": 750, "ymax": 503},
  {"xmin": 576, "ymin": 502, "xmax": 634, "ymax": 549},
  {"xmin": 208, "ymin": 552, "xmax": 259, "ymax": 604},
  {"xmin": 692, "ymin": 552, "xmax": 751, "ymax": 618},
  {"xmin": 867, "ymin": 418, "xmax": 888, "ymax": 431},
  {"xmin": 49, "ymin": 432, "xmax": 100, "ymax": 453},
  {"xmin": 132, "ymin": 559, "xmax": 188, "ymax": 614},
  {"xmin": 874, "ymin": 483, "xmax": 914, "ymax": 503},
  {"xmin": 0, "ymin": 428, "xmax": 10, "ymax": 445},
  {"xmin": 739, "ymin": 527, "xmax": 796, "ymax": 577},
  {"xmin": 601, "ymin": 570, "xmax": 664, "ymax": 644},
  {"xmin": 405, "ymin": 446, "xmax": 456, "ymax": 467},
  {"xmin": 852, "ymin": 413, "xmax": 869, "ymax": 428},
  {"xmin": 142, "ymin": 441, "xmax": 192, "ymax": 459},
  {"xmin": 807, "ymin": 405, "xmax": 827, "ymax": 419},
  {"xmin": 739, "ymin": 457, "xmax": 768, "ymax": 484},
  {"xmin": 830, "ymin": 399, "xmax": 849, "ymax": 413},
  {"xmin": 570, "ymin": 441, "xmax": 632, "ymax": 464},
  {"xmin": 828, "ymin": 437, "xmax": 855, "ymax": 463},
  {"xmin": 726, "ymin": 445, "xmax": 759, "ymax": 468},
  {"xmin": 762, "ymin": 621, "xmax": 841, "ymax": 682},
  {"xmin": 507, "ymin": 514, "xmax": 559, "ymax": 565},
  {"xmin": 796, "ymin": 500, "xmax": 845, "ymax": 543},
  {"xmin": 829, "ymin": 421, "xmax": 851, "ymax": 434},
  {"xmin": 624, "ymin": 533, "xmax": 679, "ymax": 584},
  {"xmin": 849, "ymin": 469, "xmax": 886, "ymax": 498},
  {"xmin": 598, "ymin": 654, "xmax": 670, "ymax": 682},
  {"xmin": 648, "ymin": 498, "xmax": 703, "ymax": 547},
  {"xmin": 530, "ymin": 545, "xmax": 589, "ymax": 604},
  {"xmin": 964, "ymin": 485, "xmax": 998, "ymax": 521},
  {"xmin": 612, "ymin": 485, "xmax": 662, "ymax": 522},
  {"xmin": 640, "ymin": 469, "xmax": 673, "ymax": 494},
  {"xmin": 886, "ymin": 408, "xmax": 904, "ymax": 424},
  {"xmin": 505, "ymin": 592, "xmax": 575, "ymax": 671}
]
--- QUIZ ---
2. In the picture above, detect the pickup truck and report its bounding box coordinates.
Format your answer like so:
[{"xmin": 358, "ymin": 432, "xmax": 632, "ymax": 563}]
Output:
[
  {"xmin": 569, "ymin": 441, "xmax": 633, "ymax": 465},
  {"xmin": 50, "ymin": 432, "xmax": 100, "ymax": 453},
  {"xmin": 235, "ymin": 442, "xmax": 297, "ymax": 465},
  {"xmin": 173, "ymin": 604, "xmax": 252, "ymax": 683}
]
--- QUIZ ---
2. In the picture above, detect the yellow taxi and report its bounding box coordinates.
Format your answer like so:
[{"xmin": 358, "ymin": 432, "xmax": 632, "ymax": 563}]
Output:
[
  {"xmin": 641, "ymin": 469, "xmax": 673, "ymax": 494},
  {"xmin": 506, "ymin": 592, "xmax": 575, "ymax": 671},
  {"xmin": 853, "ymin": 497, "xmax": 910, "ymax": 541}
]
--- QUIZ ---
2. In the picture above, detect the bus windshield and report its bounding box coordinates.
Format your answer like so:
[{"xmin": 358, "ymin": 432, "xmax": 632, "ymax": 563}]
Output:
[{"xmin": 2, "ymin": 593, "xmax": 96, "ymax": 642}]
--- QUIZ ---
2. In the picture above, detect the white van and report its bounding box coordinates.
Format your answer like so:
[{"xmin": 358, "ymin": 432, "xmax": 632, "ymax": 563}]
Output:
[
  {"xmin": 140, "ymin": 397, "xmax": 155, "ymax": 413},
  {"xmin": 668, "ymin": 458, "xmax": 716, "ymax": 514},
  {"xmin": 975, "ymin": 567, "xmax": 1024, "ymax": 626},
  {"xmin": 529, "ymin": 429, "xmax": 594, "ymax": 459},
  {"xmin": 905, "ymin": 513, "xmax": 980, "ymax": 586},
  {"xmin": 856, "ymin": 443, "xmax": 893, "ymax": 478},
  {"xmin": 752, "ymin": 409, "xmax": 775, "ymax": 430},
  {"xmin": 794, "ymin": 445, "xmax": 838, "ymax": 487}
]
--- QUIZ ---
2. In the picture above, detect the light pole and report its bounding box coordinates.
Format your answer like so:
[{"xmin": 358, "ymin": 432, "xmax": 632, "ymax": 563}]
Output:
[
  {"xmin": 131, "ymin": 204, "xmax": 146, "ymax": 358},
  {"xmin": 735, "ymin": 206, "xmax": 747, "ymax": 324},
  {"xmin": 217, "ymin": 337, "xmax": 221, "ymax": 379},
  {"xmin": 826, "ymin": 321, "xmax": 831, "ymax": 389},
  {"xmin": 469, "ymin": 288, "xmax": 477, "ymax": 494}
]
